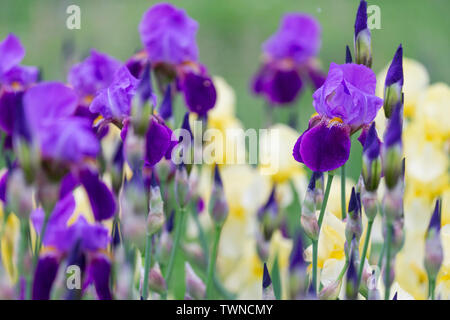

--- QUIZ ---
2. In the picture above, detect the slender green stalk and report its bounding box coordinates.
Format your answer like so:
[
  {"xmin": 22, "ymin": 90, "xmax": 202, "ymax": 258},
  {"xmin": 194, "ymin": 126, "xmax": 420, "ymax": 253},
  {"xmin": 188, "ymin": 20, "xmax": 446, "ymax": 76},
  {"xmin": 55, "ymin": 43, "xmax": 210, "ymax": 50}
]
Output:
[
  {"xmin": 337, "ymin": 259, "xmax": 350, "ymax": 281},
  {"xmin": 384, "ymin": 224, "xmax": 393, "ymax": 300},
  {"xmin": 312, "ymin": 240, "xmax": 318, "ymax": 293},
  {"xmin": 33, "ymin": 208, "xmax": 51, "ymax": 267},
  {"xmin": 340, "ymin": 165, "xmax": 346, "ymax": 220},
  {"xmin": 312, "ymin": 173, "xmax": 334, "ymax": 294},
  {"xmin": 18, "ymin": 220, "xmax": 29, "ymax": 298},
  {"xmin": 317, "ymin": 174, "xmax": 334, "ymax": 228},
  {"xmin": 429, "ymin": 277, "xmax": 436, "ymax": 300},
  {"xmin": 357, "ymin": 219, "xmax": 374, "ymax": 287},
  {"xmin": 165, "ymin": 207, "xmax": 187, "ymax": 287},
  {"xmin": 141, "ymin": 233, "xmax": 153, "ymax": 299},
  {"xmin": 206, "ymin": 225, "xmax": 222, "ymax": 299}
]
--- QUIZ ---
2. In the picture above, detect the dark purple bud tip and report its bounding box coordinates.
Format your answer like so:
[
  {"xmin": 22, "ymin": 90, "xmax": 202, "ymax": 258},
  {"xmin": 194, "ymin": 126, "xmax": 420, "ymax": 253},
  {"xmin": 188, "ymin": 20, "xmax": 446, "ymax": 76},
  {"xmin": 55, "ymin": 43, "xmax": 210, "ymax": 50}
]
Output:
[
  {"xmin": 159, "ymin": 85, "xmax": 173, "ymax": 120},
  {"xmin": 214, "ymin": 164, "xmax": 223, "ymax": 187},
  {"xmin": 137, "ymin": 63, "xmax": 153, "ymax": 105},
  {"xmin": 385, "ymin": 45, "xmax": 403, "ymax": 86},
  {"xmin": 166, "ymin": 209, "xmax": 175, "ymax": 233},
  {"xmin": 348, "ymin": 187, "xmax": 358, "ymax": 213},
  {"xmin": 150, "ymin": 172, "xmax": 159, "ymax": 188},
  {"xmin": 345, "ymin": 45, "xmax": 353, "ymax": 63},
  {"xmin": 181, "ymin": 111, "xmax": 193, "ymax": 139},
  {"xmin": 393, "ymin": 292, "xmax": 398, "ymax": 300},
  {"xmin": 346, "ymin": 247, "xmax": 358, "ymax": 285},
  {"xmin": 262, "ymin": 263, "xmax": 272, "ymax": 289},
  {"xmin": 308, "ymin": 172, "xmax": 323, "ymax": 191},
  {"xmin": 289, "ymin": 232, "xmax": 305, "ymax": 271},
  {"xmin": 354, "ymin": 0, "xmax": 368, "ymax": 36},
  {"xmin": 384, "ymin": 103, "xmax": 403, "ymax": 148},
  {"xmin": 363, "ymin": 122, "xmax": 381, "ymax": 160},
  {"xmin": 429, "ymin": 199, "xmax": 441, "ymax": 231}
]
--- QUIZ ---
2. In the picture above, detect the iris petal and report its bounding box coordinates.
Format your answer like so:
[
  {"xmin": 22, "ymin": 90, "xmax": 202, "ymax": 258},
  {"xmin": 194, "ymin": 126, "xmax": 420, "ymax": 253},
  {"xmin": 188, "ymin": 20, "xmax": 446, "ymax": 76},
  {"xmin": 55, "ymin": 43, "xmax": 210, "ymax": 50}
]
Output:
[{"xmin": 299, "ymin": 121, "xmax": 351, "ymax": 172}]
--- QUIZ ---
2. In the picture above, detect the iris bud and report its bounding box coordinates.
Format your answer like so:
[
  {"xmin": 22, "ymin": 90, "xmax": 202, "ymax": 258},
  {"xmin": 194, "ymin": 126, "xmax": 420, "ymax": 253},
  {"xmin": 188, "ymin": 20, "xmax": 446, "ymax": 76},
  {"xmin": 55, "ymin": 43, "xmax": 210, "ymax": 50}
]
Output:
[
  {"xmin": 288, "ymin": 233, "xmax": 308, "ymax": 299},
  {"xmin": 354, "ymin": 1, "xmax": 372, "ymax": 67},
  {"xmin": 383, "ymin": 45, "xmax": 403, "ymax": 119},
  {"xmin": 301, "ymin": 174, "xmax": 319, "ymax": 240},
  {"xmin": 174, "ymin": 164, "xmax": 190, "ymax": 208},
  {"xmin": 208, "ymin": 165, "xmax": 229, "ymax": 227},
  {"xmin": 262, "ymin": 263, "xmax": 275, "ymax": 300},
  {"xmin": 7, "ymin": 169, "xmax": 33, "ymax": 219},
  {"xmin": 345, "ymin": 239, "xmax": 359, "ymax": 300},
  {"xmin": 382, "ymin": 104, "xmax": 403, "ymax": 190},
  {"xmin": 147, "ymin": 178, "xmax": 165, "ymax": 236},
  {"xmin": 345, "ymin": 188, "xmax": 363, "ymax": 244},
  {"xmin": 319, "ymin": 279, "xmax": 342, "ymax": 300},
  {"xmin": 148, "ymin": 263, "xmax": 167, "ymax": 295},
  {"xmin": 424, "ymin": 200, "xmax": 443, "ymax": 280},
  {"xmin": 361, "ymin": 123, "xmax": 382, "ymax": 192}
]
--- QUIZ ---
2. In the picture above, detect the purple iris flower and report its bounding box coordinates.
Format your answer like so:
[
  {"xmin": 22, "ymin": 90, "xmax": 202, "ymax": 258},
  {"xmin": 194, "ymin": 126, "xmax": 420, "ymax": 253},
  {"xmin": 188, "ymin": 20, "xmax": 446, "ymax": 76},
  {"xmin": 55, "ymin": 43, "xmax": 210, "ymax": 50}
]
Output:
[
  {"xmin": 251, "ymin": 13, "xmax": 325, "ymax": 106},
  {"xmin": 23, "ymin": 82, "xmax": 100, "ymax": 163},
  {"xmin": 90, "ymin": 66, "xmax": 139, "ymax": 122},
  {"xmin": 0, "ymin": 34, "xmax": 39, "ymax": 135},
  {"xmin": 31, "ymin": 194, "xmax": 112, "ymax": 300},
  {"xmin": 68, "ymin": 49, "xmax": 122, "ymax": 108},
  {"xmin": 139, "ymin": 3, "xmax": 198, "ymax": 65},
  {"xmin": 293, "ymin": 62, "xmax": 383, "ymax": 172},
  {"xmin": 136, "ymin": 3, "xmax": 217, "ymax": 116}
]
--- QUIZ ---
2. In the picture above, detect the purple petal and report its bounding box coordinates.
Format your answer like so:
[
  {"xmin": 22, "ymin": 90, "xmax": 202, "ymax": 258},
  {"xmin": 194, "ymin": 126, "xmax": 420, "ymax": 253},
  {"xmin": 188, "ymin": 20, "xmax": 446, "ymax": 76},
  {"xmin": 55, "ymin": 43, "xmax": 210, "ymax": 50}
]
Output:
[
  {"xmin": 299, "ymin": 121, "xmax": 351, "ymax": 172},
  {"xmin": 159, "ymin": 85, "xmax": 173, "ymax": 120},
  {"xmin": 89, "ymin": 66, "xmax": 139, "ymax": 120},
  {"xmin": 383, "ymin": 104, "xmax": 403, "ymax": 147},
  {"xmin": 292, "ymin": 132, "xmax": 304, "ymax": 163},
  {"xmin": 38, "ymin": 117, "xmax": 100, "ymax": 163},
  {"xmin": 363, "ymin": 122, "xmax": 381, "ymax": 160},
  {"xmin": 0, "ymin": 170, "xmax": 8, "ymax": 202},
  {"xmin": 262, "ymin": 263, "xmax": 272, "ymax": 289},
  {"xmin": 80, "ymin": 169, "xmax": 116, "ymax": 221},
  {"xmin": 0, "ymin": 34, "xmax": 25, "ymax": 76},
  {"xmin": 2, "ymin": 65, "xmax": 39, "ymax": 88},
  {"xmin": 354, "ymin": 0, "xmax": 368, "ymax": 37},
  {"xmin": 139, "ymin": 3, "xmax": 199, "ymax": 65},
  {"xmin": 265, "ymin": 69, "xmax": 303, "ymax": 105},
  {"xmin": 289, "ymin": 233, "xmax": 306, "ymax": 271},
  {"xmin": 182, "ymin": 72, "xmax": 216, "ymax": 116},
  {"xmin": 263, "ymin": 14, "xmax": 321, "ymax": 64},
  {"xmin": 429, "ymin": 199, "xmax": 441, "ymax": 231},
  {"xmin": 59, "ymin": 173, "xmax": 79, "ymax": 198},
  {"xmin": 68, "ymin": 49, "xmax": 122, "ymax": 101},
  {"xmin": 89, "ymin": 255, "xmax": 112, "ymax": 300},
  {"xmin": 71, "ymin": 216, "xmax": 110, "ymax": 251},
  {"xmin": 32, "ymin": 253, "xmax": 60, "ymax": 300},
  {"xmin": 0, "ymin": 90, "xmax": 22, "ymax": 134},
  {"xmin": 145, "ymin": 117, "xmax": 171, "ymax": 166},
  {"xmin": 385, "ymin": 45, "xmax": 403, "ymax": 86},
  {"xmin": 23, "ymin": 82, "xmax": 78, "ymax": 131}
]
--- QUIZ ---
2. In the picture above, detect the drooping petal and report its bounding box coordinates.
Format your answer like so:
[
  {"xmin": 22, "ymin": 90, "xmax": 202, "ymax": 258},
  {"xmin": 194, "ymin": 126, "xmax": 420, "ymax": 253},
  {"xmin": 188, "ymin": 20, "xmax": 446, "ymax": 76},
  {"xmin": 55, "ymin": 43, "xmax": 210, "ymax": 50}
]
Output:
[
  {"xmin": 299, "ymin": 121, "xmax": 351, "ymax": 172},
  {"xmin": 145, "ymin": 117, "xmax": 171, "ymax": 166},
  {"xmin": 80, "ymin": 169, "xmax": 116, "ymax": 221},
  {"xmin": 89, "ymin": 254, "xmax": 112, "ymax": 300},
  {"xmin": 0, "ymin": 34, "xmax": 25, "ymax": 76},
  {"xmin": 264, "ymin": 69, "xmax": 303, "ymax": 105},
  {"xmin": 0, "ymin": 91, "xmax": 22, "ymax": 134},
  {"xmin": 32, "ymin": 253, "xmax": 60, "ymax": 300},
  {"xmin": 182, "ymin": 72, "xmax": 216, "ymax": 116},
  {"xmin": 0, "ymin": 170, "xmax": 8, "ymax": 202}
]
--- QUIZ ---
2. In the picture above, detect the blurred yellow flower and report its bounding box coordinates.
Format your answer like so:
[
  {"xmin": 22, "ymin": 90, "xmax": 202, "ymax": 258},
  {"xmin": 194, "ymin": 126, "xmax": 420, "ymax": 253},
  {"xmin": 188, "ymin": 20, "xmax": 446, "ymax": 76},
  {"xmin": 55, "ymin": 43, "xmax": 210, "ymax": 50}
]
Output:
[{"xmin": 0, "ymin": 210, "xmax": 20, "ymax": 283}]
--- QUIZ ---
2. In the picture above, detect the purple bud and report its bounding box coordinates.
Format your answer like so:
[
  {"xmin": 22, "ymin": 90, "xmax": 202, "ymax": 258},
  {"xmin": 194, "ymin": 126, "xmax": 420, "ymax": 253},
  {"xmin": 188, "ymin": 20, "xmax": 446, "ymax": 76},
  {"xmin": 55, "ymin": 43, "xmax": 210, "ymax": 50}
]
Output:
[
  {"xmin": 289, "ymin": 233, "xmax": 306, "ymax": 272},
  {"xmin": 392, "ymin": 292, "xmax": 398, "ymax": 300},
  {"xmin": 159, "ymin": 85, "xmax": 173, "ymax": 120},
  {"xmin": 363, "ymin": 123, "xmax": 381, "ymax": 160},
  {"xmin": 180, "ymin": 111, "xmax": 193, "ymax": 142},
  {"xmin": 362, "ymin": 123, "xmax": 382, "ymax": 192},
  {"xmin": 428, "ymin": 199, "xmax": 441, "ymax": 232},
  {"xmin": 209, "ymin": 165, "xmax": 229, "ymax": 226},
  {"xmin": 385, "ymin": 45, "xmax": 403, "ymax": 87},
  {"xmin": 383, "ymin": 45, "xmax": 403, "ymax": 118},
  {"xmin": 345, "ymin": 240, "xmax": 359, "ymax": 300},
  {"xmin": 354, "ymin": 0, "xmax": 368, "ymax": 37},
  {"xmin": 345, "ymin": 45, "xmax": 352, "ymax": 63},
  {"xmin": 262, "ymin": 263, "xmax": 275, "ymax": 300},
  {"xmin": 185, "ymin": 262, "xmax": 205, "ymax": 300},
  {"xmin": 382, "ymin": 104, "xmax": 403, "ymax": 189},
  {"xmin": 137, "ymin": 63, "xmax": 156, "ymax": 107}
]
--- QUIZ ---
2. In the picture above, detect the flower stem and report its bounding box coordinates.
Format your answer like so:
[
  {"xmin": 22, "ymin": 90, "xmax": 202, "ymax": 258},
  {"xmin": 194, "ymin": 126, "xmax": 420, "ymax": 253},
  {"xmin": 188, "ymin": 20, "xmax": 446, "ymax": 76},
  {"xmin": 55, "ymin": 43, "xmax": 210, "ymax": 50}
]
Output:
[
  {"xmin": 357, "ymin": 219, "xmax": 374, "ymax": 288},
  {"xmin": 18, "ymin": 220, "xmax": 29, "ymax": 299},
  {"xmin": 206, "ymin": 225, "xmax": 222, "ymax": 299},
  {"xmin": 384, "ymin": 223, "xmax": 393, "ymax": 300},
  {"xmin": 312, "ymin": 239, "xmax": 318, "ymax": 293},
  {"xmin": 341, "ymin": 165, "xmax": 346, "ymax": 220},
  {"xmin": 312, "ymin": 173, "xmax": 334, "ymax": 293},
  {"xmin": 165, "ymin": 206, "xmax": 187, "ymax": 289},
  {"xmin": 429, "ymin": 277, "xmax": 436, "ymax": 300},
  {"xmin": 141, "ymin": 233, "xmax": 153, "ymax": 299}
]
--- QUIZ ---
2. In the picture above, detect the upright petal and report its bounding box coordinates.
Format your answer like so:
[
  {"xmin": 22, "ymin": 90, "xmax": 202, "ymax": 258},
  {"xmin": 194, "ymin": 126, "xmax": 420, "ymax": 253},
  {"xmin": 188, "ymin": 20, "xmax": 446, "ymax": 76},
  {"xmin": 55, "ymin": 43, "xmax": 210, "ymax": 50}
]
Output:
[
  {"xmin": 145, "ymin": 117, "xmax": 171, "ymax": 166},
  {"xmin": 89, "ymin": 254, "xmax": 112, "ymax": 300},
  {"xmin": 0, "ymin": 34, "xmax": 25, "ymax": 76}
]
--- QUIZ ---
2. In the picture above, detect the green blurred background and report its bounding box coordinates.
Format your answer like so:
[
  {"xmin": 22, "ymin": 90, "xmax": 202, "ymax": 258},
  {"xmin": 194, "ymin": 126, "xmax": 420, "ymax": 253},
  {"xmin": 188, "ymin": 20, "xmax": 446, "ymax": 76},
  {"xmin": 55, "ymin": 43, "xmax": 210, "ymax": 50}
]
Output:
[{"xmin": 1, "ymin": 0, "xmax": 449, "ymax": 179}]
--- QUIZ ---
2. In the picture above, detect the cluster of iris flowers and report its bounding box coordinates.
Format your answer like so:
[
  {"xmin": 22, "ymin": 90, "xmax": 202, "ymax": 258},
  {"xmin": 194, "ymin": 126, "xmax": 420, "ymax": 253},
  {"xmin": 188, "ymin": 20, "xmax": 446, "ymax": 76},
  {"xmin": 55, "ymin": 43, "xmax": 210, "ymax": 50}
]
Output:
[{"xmin": 0, "ymin": 1, "xmax": 447, "ymax": 300}]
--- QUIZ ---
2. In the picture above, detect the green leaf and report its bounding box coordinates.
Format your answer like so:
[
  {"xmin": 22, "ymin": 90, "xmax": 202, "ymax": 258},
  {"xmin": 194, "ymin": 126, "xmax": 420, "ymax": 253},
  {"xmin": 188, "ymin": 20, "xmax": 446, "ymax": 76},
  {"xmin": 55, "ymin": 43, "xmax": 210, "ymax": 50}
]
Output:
[{"xmin": 271, "ymin": 255, "xmax": 282, "ymax": 300}]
